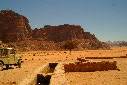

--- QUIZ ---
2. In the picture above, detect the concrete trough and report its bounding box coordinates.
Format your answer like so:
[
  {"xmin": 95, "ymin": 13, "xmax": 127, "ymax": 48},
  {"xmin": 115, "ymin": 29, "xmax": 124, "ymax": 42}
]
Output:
[
  {"xmin": 19, "ymin": 63, "xmax": 58, "ymax": 85},
  {"xmin": 19, "ymin": 63, "xmax": 49, "ymax": 85},
  {"xmin": 50, "ymin": 63, "xmax": 69, "ymax": 85},
  {"xmin": 35, "ymin": 63, "xmax": 69, "ymax": 85},
  {"xmin": 36, "ymin": 63, "xmax": 58, "ymax": 85},
  {"xmin": 19, "ymin": 60, "xmax": 119, "ymax": 85}
]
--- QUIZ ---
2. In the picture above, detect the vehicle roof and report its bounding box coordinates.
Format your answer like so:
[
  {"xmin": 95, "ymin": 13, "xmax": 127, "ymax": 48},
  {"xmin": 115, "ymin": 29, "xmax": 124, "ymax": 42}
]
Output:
[{"xmin": 0, "ymin": 48, "xmax": 13, "ymax": 50}]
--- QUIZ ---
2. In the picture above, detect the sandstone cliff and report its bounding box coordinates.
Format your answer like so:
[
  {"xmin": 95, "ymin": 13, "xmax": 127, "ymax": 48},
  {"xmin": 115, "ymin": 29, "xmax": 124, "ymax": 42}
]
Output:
[
  {"xmin": 32, "ymin": 24, "xmax": 109, "ymax": 50},
  {"xmin": 0, "ymin": 10, "xmax": 110, "ymax": 51},
  {"xmin": 32, "ymin": 24, "xmax": 98, "ymax": 42},
  {"xmin": 0, "ymin": 10, "xmax": 31, "ymax": 42}
]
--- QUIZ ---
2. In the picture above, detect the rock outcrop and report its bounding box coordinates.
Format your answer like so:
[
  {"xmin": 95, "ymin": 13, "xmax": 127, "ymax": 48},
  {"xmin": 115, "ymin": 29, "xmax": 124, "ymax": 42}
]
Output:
[
  {"xmin": 0, "ymin": 10, "xmax": 110, "ymax": 51},
  {"xmin": 32, "ymin": 24, "xmax": 109, "ymax": 50},
  {"xmin": 32, "ymin": 24, "xmax": 98, "ymax": 42},
  {"xmin": 0, "ymin": 10, "xmax": 31, "ymax": 42}
]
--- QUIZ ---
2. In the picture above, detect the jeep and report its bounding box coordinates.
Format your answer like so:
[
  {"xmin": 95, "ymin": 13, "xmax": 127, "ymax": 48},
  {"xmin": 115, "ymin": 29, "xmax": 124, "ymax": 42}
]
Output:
[{"xmin": 0, "ymin": 48, "xmax": 22, "ymax": 71}]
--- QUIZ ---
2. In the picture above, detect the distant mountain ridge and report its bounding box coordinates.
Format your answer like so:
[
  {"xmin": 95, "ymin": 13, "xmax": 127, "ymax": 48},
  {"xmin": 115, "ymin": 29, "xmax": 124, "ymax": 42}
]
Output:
[
  {"xmin": 0, "ymin": 10, "xmax": 110, "ymax": 51},
  {"xmin": 106, "ymin": 41, "xmax": 127, "ymax": 47}
]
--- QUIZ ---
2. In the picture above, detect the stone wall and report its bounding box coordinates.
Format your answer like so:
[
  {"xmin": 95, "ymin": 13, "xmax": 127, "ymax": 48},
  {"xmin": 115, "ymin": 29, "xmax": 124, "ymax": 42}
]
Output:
[{"xmin": 64, "ymin": 61, "xmax": 118, "ymax": 72}]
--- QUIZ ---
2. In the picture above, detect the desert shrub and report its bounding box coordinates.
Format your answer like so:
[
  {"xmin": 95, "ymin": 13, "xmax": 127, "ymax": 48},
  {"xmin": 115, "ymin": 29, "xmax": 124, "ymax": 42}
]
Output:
[{"xmin": 63, "ymin": 40, "xmax": 77, "ymax": 54}]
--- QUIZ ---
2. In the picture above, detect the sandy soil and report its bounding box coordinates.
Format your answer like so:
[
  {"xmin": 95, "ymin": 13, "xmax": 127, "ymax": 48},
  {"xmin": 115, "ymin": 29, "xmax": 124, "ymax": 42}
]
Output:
[
  {"xmin": 0, "ymin": 47, "xmax": 127, "ymax": 85},
  {"xmin": 65, "ymin": 58, "xmax": 127, "ymax": 85}
]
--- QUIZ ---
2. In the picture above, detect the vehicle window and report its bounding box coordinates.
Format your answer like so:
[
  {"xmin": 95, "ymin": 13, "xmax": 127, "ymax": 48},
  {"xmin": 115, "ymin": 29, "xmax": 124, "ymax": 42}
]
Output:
[
  {"xmin": 3, "ymin": 49, "xmax": 8, "ymax": 56},
  {"xmin": 0, "ymin": 49, "xmax": 8, "ymax": 56},
  {"xmin": 0, "ymin": 49, "xmax": 2, "ymax": 57}
]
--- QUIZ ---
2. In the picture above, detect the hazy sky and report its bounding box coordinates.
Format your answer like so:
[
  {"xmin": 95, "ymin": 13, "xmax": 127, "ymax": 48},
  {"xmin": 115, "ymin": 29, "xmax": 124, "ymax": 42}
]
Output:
[{"xmin": 0, "ymin": 0, "xmax": 127, "ymax": 41}]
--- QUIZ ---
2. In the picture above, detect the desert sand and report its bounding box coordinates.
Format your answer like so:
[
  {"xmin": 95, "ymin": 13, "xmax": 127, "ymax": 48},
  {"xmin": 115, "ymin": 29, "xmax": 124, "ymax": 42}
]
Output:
[{"xmin": 0, "ymin": 47, "xmax": 127, "ymax": 85}]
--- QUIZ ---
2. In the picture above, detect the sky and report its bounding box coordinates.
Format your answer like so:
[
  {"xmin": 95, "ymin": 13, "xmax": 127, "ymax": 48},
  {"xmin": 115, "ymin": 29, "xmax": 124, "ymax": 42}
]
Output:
[{"xmin": 0, "ymin": 0, "xmax": 127, "ymax": 41}]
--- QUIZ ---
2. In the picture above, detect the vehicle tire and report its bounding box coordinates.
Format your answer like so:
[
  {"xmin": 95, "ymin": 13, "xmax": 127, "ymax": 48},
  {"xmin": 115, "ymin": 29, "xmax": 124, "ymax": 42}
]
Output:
[
  {"xmin": 0, "ymin": 62, "xmax": 3, "ymax": 71},
  {"xmin": 18, "ymin": 60, "xmax": 21, "ymax": 68},
  {"xmin": 6, "ymin": 65, "xmax": 9, "ymax": 70}
]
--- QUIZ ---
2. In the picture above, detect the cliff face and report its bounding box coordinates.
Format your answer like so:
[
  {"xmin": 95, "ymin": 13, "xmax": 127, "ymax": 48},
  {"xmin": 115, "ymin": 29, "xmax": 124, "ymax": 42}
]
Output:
[
  {"xmin": 0, "ymin": 10, "xmax": 110, "ymax": 50},
  {"xmin": 0, "ymin": 10, "xmax": 31, "ymax": 42},
  {"xmin": 32, "ymin": 24, "xmax": 98, "ymax": 42},
  {"xmin": 31, "ymin": 24, "xmax": 109, "ymax": 50}
]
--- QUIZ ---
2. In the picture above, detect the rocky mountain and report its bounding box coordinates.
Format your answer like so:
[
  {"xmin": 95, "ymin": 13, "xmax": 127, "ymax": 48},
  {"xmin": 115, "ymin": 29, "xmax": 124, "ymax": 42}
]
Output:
[
  {"xmin": 31, "ymin": 24, "xmax": 110, "ymax": 50},
  {"xmin": 32, "ymin": 24, "xmax": 97, "ymax": 42},
  {"xmin": 106, "ymin": 41, "xmax": 127, "ymax": 47},
  {"xmin": 0, "ymin": 10, "xmax": 31, "ymax": 42},
  {"xmin": 0, "ymin": 10, "xmax": 110, "ymax": 51}
]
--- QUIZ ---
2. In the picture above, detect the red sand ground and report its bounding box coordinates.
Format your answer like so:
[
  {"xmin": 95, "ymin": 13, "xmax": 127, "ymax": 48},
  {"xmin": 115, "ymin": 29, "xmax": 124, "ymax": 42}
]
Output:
[{"xmin": 0, "ymin": 47, "xmax": 127, "ymax": 85}]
